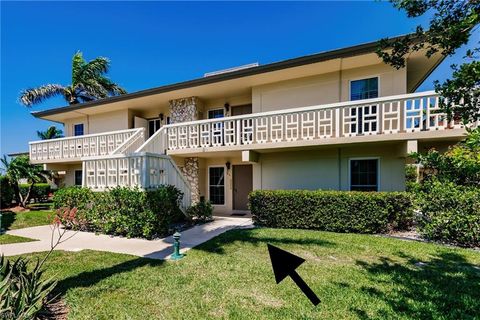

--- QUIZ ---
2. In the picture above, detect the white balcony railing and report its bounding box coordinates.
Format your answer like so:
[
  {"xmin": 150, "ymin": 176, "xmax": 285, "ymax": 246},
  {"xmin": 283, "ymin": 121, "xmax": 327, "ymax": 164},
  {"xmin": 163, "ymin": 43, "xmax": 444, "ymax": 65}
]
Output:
[
  {"xmin": 159, "ymin": 91, "xmax": 466, "ymax": 152},
  {"xmin": 83, "ymin": 152, "xmax": 192, "ymax": 211},
  {"xmin": 29, "ymin": 128, "xmax": 144, "ymax": 163}
]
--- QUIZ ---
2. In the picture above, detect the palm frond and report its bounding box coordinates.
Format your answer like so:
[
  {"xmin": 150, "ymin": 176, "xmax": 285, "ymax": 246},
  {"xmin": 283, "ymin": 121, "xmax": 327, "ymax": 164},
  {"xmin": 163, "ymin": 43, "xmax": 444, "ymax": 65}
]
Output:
[
  {"xmin": 96, "ymin": 76, "xmax": 127, "ymax": 95},
  {"xmin": 71, "ymin": 51, "xmax": 86, "ymax": 85},
  {"xmin": 37, "ymin": 126, "xmax": 63, "ymax": 140},
  {"xmin": 19, "ymin": 84, "xmax": 66, "ymax": 107}
]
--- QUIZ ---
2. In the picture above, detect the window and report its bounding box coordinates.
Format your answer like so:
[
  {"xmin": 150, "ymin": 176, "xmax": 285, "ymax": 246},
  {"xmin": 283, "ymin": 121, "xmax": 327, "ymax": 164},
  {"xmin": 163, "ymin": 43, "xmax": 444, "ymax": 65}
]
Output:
[
  {"xmin": 350, "ymin": 159, "xmax": 378, "ymax": 191},
  {"xmin": 208, "ymin": 109, "xmax": 224, "ymax": 119},
  {"xmin": 74, "ymin": 170, "xmax": 83, "ymax": 186},
  {"xmin": 148, "ymin": 118, "xmax": 161, "ymax": 137},
  {"xmin": 73, "ymin": 124, "xmax": 84, "ymax": 136},
  {"xmin": 209, "ymin": 167, "xmax": 225, "ymax": 205},
  {"xmin": 350, "ymin": 77, "xmax": 378, "ymax": 101}
]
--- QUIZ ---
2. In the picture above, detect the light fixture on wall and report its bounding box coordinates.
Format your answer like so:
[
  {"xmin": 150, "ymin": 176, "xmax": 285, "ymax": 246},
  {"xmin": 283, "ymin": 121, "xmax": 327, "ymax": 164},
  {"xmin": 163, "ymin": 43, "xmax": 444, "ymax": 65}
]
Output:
[
  {"xmin": 159, "ymin": 113, "xmax": 164, "ymax": 121},
  {"xmin": 225, "ymin": 161, "xmax": 231, "ymax": 171},
  {"xmin": 224, "ymin": 103, "xmax": 230, "ymax": 113}
]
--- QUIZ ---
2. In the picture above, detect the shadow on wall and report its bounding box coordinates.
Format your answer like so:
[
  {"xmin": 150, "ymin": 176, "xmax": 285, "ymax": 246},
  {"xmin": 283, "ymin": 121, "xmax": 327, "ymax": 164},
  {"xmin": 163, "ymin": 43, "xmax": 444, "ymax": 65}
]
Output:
[{"xmin": 350, "ymin": 251, "xmax": 480, "ymax": 320}]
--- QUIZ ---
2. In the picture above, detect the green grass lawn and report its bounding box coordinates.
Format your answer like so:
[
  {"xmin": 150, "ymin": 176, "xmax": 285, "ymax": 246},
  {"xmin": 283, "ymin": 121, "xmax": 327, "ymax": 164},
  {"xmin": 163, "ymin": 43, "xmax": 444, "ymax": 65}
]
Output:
[
  {"xmin": 0, "ymin": 234, "xmax": 37, "ymax": 244},
  {"xmin": 16, "ymin": 228, "xmax": 480, "ymax": 320},
  {"xmin": 0, "ymin": 206, "xmax": 52, "ymax": 244},
  {"xmin": 1, "ymin": 208, "xmax": 52, "ymax": 230}
]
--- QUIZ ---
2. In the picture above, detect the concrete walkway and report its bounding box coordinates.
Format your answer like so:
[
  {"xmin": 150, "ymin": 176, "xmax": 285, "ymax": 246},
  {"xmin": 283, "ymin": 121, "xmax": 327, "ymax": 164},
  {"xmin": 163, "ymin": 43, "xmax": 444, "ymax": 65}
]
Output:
[{"xmin": 0, "ymin": 217, "xmax": 253, "ymax": 260}]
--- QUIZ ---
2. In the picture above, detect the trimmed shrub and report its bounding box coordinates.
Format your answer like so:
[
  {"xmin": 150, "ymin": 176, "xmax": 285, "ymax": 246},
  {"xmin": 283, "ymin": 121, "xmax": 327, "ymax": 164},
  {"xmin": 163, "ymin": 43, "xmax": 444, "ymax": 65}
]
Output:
[
  {"xmin": 53, "ymin": 186, "xmax": 94, "ymax": 210},
  {"xmin": 0, "ymin": 175, "xmax": 14, "ymax": 208},
  {"xmin": 187, "ymin": 199, "xmax": 213, "ymax": 222},
  {"xmin": 53, "ymin": 186, "xmax": 183, "ymax": 239},
  {"xmin": 249, "ymin": 190, "xmax": 414, "ymax": 234},
  {"xmin": 19, "ymin": 183, "xmax": 51, "ymax": 203},
  {"xmin": 416, "ymin": 181, "xmax": 480, "ymax": 247}
]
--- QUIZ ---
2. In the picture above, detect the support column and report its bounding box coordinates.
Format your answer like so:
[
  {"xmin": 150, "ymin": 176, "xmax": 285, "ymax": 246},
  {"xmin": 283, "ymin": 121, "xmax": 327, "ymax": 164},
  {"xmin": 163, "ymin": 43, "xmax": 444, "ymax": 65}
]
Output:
[
  {"xmin": 181, "ymin": 157, "xmax": 200, "ymax": 204},
  {"xmin": 169, "ymin": 97, "xmax": 202, "ymax": 203}
]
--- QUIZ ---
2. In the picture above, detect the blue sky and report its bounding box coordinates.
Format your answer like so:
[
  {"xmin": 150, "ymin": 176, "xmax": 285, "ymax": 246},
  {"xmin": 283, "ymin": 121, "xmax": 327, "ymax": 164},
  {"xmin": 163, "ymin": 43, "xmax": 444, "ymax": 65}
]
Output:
[{"xmin": 1, "ymin": 1, "xmax": 476, "ymax": 157}]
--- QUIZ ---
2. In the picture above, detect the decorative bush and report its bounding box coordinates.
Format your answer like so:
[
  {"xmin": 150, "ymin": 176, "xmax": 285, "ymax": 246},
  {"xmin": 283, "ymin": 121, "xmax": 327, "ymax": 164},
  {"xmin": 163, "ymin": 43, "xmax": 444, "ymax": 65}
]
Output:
[
  {"xmin": 53, "ymin": 186, "xmax": 183, "ymax": 239},
  {"xmin": 53, "ymin": 186, "xmax": 94, "ymax": 210},
  {"xmin": 0, "ymin": 175, "xmax": 14, "ymax": 208},
  {"xmin": 187, "ymin": 199, "xmax": 213, "ymax": 222},
  {"xmin": 19, "ymin": 183, "xmax": 51, "ymax": 203},
  {"xmin": 416, "ymin": 180, "xmax": 480, "ymax": 247},
  {"xmin": 249, "ymin": 190, "xmax": 414, "ymax": 234}
]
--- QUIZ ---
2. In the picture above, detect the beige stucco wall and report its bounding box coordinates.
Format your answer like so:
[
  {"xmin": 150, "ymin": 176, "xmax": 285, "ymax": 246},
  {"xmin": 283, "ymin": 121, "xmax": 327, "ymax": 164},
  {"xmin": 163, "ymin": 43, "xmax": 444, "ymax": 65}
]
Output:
[
  {"xmin": 63, "ymin": 109, "xmax": 132, "ymax": 137},
  {"xmin": 258, "ymin": 143, "xmax": 406, "ymax": 192},
  {"xmin": 252, "ymin": 63, "xmax": 407, "ymax": 113},
  {"xmin": 45, "ymin": 163, "xmax": 83, "ymax": 187}
]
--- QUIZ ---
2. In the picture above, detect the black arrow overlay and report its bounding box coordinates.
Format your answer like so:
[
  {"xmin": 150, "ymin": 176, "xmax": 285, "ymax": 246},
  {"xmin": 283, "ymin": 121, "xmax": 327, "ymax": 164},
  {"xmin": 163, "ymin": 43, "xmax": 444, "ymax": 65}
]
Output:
[{"xmin": 267, "ymin": 244, "xmax": 320, "ymax": 306}]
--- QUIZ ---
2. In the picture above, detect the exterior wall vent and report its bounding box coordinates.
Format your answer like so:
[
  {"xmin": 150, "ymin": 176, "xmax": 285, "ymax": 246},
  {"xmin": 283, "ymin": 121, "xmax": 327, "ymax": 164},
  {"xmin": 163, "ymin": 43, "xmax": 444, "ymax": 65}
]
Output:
[{"xmin": 204, "ymin": 63, "xmax": 259, "ymax": 77}]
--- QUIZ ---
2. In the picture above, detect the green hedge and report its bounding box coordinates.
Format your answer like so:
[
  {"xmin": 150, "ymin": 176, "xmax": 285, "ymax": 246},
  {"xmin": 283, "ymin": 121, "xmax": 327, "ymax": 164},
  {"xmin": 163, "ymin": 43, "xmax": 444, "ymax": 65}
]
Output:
[
  {"xmin": 249, "ymin": 190, "xmax": 414, "ymax": 234},
  {"xmin": 53, "ymin": 186, "xmax": 183, "ymax": 239},
  {"xmin": 416, "ymin": 181, "xmax": 480, "ymax": 247},
  {"xmin": 19, "ymin": 183, "xmax": 51, "ymax": 202},
  {"xmin": 0, "ymin": 175, "xmax": 14, "ymax": 208}
]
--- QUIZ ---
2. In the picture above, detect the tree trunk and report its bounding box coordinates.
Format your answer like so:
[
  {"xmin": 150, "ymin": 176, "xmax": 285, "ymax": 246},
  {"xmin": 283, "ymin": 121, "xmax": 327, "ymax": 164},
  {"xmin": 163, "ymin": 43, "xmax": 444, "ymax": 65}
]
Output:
[
  {"xmin": 19, "ymin": 183, "xmax": 35, "ymax": 208},
  {"xmin": 12, "ymin": 182, "xmax": 21, "ymax": 206}
]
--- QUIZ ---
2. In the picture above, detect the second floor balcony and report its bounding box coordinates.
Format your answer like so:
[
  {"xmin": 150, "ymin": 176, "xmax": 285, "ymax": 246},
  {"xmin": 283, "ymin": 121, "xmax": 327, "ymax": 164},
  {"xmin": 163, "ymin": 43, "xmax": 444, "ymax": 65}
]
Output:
[
  {"xmin": 157, "ymin": 91, "xmax": 469, "ymax": 155},
  {"xmin": 29, "ymin": 91, "xmax": 473, "ymax": 163}
]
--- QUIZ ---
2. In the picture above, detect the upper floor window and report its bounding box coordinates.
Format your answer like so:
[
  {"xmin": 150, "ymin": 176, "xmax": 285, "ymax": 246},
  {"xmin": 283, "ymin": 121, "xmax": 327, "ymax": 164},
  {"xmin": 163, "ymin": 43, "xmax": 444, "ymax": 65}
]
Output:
[
  {"xmin": 350, "ymin": 77, "xmax": 378, "ymax": 101},
  {"xmin": 350, "ymin": 159, "xmax": 378, "ymax": 191},
  {"xmin": 148, "ymin": 118, "xmax": 161, "ymax": 138},
  {"xmin": 208, "ymin": 109, "xmax": 224, "ymax": 119},
  {"xmin": 73, "ymin": 124, "xmax": 84, "ymax": 136}
]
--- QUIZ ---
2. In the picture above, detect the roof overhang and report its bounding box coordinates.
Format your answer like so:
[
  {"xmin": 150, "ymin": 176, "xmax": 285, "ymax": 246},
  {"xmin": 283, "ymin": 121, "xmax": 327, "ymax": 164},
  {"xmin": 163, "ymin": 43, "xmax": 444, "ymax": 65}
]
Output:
[{"xmin": 31, "ymin": 34, "xmax": 445, "ymax": 122}]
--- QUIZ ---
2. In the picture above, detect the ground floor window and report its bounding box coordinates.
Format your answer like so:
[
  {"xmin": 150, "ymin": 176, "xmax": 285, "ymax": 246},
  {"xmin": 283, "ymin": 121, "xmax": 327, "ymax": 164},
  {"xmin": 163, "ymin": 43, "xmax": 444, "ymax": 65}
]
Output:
[
  {"xmin": 350, "ymin": 159, "xmax": 378, "ymax": 191},
  {"xmin": 209, "ymin": 167, "xmax": 225, "ymax": 205},
  {"xmin": 74, "ymin": 170, "xmax": 83, "ymax": 186}
]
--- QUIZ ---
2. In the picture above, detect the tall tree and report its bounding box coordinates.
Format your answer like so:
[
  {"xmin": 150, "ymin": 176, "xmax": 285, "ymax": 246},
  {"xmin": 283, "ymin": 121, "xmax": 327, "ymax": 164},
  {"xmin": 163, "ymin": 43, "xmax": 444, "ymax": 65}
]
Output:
[
  {"xmin": 20, "ymin": 51, "xmax": 127, "ymax": 107},
  {"xmin": 1, "ymin": 155, "xmax": 51, "ymax": 208},
  {"xmin": 377, "ymin": 0, "xmax": 480, "ymax": 124},
  {"xmin": 36, "ymin": 126, "xmax": 64, "ymax": 140}
]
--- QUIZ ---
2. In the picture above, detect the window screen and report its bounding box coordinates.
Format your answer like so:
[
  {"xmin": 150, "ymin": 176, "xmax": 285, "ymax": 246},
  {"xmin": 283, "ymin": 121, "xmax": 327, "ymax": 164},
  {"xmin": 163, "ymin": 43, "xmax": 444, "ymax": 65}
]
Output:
[
  {"xmin": 350, "ymin": 77, "xmax": 378, "ymax": 101},
  {"xmin": 209, "ymin": 167, "xmax": 225, "ymax": 204},
  {"xmin": 350, "ymin": 159, "xmax": 378, "ymax": 191}
]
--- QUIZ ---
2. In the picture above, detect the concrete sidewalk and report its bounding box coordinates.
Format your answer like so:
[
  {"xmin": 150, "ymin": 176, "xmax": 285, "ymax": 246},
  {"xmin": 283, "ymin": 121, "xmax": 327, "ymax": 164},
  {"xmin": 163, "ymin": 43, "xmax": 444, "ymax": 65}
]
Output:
[{"xmin": 0, "ymin": 217, "xmax": 253, "ymax": 260}]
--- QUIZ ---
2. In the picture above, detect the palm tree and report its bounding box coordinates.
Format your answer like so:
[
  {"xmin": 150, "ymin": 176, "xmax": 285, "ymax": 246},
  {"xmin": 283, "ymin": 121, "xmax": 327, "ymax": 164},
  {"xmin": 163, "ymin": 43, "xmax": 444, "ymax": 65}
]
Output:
[
  {"xmin": 1, "ymin": 155, "xmax": 51, "ymax": 208},
  {"xmin": 19, "ymin": 51, "xmax": 127, "ymax": 107},
  {"xmin": 37, "ymin": 126, "xmax": 64, "ymax": 140}
]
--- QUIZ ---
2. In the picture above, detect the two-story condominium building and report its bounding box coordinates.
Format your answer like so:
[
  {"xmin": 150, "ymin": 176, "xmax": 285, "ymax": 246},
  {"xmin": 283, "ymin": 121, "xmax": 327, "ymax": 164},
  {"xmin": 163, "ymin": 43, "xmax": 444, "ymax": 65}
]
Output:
[{"xmin": 28, "ymin": 36, "xmax": 469, "ymax": 214}]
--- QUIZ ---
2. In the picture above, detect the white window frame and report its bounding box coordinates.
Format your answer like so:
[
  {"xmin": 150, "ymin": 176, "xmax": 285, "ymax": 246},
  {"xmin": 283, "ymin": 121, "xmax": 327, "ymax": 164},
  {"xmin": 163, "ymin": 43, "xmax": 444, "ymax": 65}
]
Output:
[
  {"xmin": 73, "ymin": 123, "xmax": 85, "ymax": 136},
  {"xmin": 348, "ymin": 157, "xmax": 380, "ymax": 191},
  {"xmin": 148, "ymin": 117, "xmax": 162, "ymax": 137},
  {"xmin": 207, "ymin": 108, "xmax": 225, "ymax": 119},
  {"xmin": 348, "ymin": 76, "xmax": 380, "ymax": 101},
  {"xmin": 207, "ymin": 165, "xmax": 226, "ymax": 206}
]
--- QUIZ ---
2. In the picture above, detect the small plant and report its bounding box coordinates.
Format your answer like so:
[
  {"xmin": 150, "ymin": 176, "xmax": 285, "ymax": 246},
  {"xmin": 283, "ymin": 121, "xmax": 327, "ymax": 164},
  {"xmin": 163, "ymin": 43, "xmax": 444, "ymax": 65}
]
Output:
[
  {"xmin": 187, "ymin": 199, "xmax": 213, "ymax": 223},
  {"xmin": 0, "ymin": 207, "xmax": 80, "ymax": 319}
]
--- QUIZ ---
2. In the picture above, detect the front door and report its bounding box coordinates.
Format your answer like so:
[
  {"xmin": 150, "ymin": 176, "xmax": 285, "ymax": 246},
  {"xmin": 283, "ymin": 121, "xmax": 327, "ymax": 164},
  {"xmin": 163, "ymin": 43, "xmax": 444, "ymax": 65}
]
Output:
[{"xmin": 233, "ymin": 164, "xmax": 253, "ymax": 211}]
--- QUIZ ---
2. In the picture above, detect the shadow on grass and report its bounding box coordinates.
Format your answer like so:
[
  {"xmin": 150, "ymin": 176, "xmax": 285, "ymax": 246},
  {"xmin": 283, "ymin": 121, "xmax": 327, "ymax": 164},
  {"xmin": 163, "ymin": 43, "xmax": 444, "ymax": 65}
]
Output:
[
  {"xmin": 193, "ymin": 228, "xmax": 335, "ymax": 255},
  {"xmin": 1, "ymin": 211, "xmax": 16, "ymax": 231},
  {"xmin": 351, "ymin": 251, "xmax": 480, "ymax": 319},
  {"xmin": 54, "ymin": 257, "xmax": 164, "ymax": 295}
]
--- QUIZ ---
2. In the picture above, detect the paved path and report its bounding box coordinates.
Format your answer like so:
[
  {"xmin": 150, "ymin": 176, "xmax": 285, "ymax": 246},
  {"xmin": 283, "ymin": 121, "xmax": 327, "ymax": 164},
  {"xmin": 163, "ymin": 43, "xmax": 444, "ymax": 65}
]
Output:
[{"xmin": 0, "ymin": 217, "xmax": 253, "ymax": 260}]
